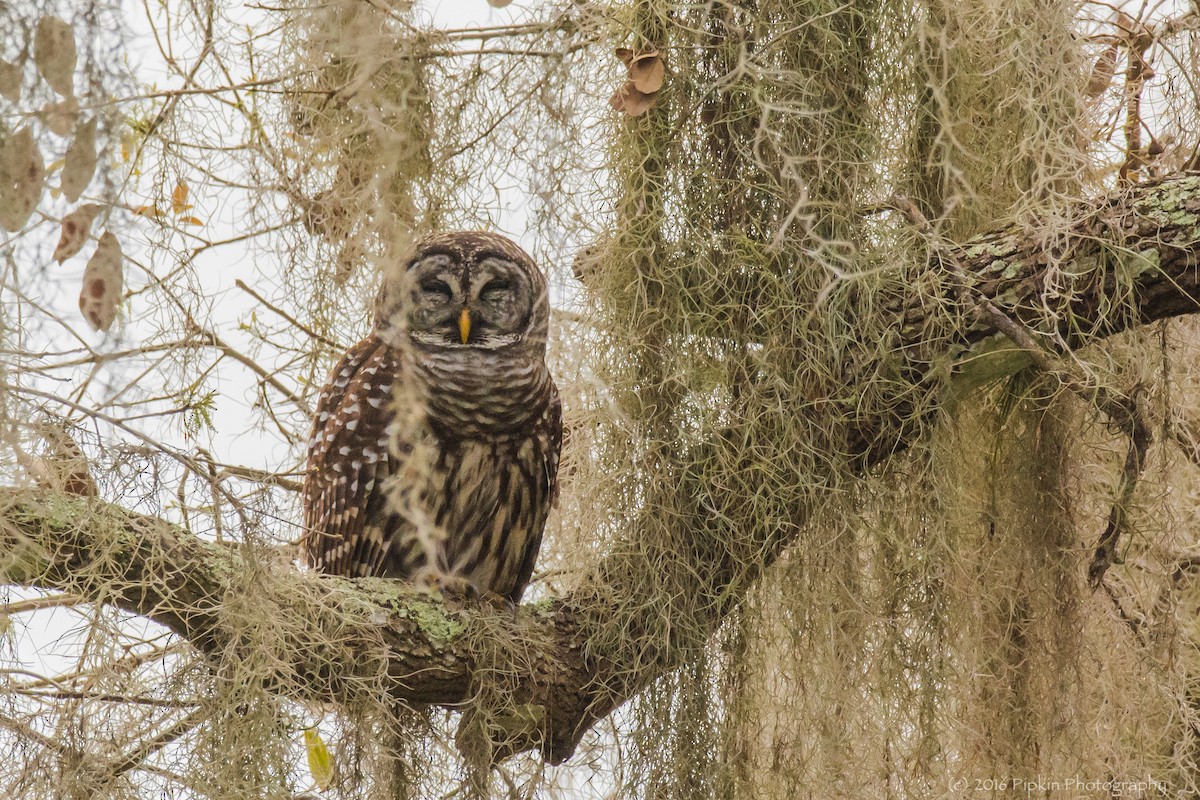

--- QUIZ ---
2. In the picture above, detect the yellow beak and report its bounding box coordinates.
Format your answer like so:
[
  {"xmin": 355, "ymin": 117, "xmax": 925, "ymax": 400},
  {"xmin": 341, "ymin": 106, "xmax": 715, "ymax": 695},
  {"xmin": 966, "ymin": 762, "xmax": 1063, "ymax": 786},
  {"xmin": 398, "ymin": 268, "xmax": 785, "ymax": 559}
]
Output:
[{"xmin": 458, "ymin": 307, "xmax": 471, "ymax": 344}]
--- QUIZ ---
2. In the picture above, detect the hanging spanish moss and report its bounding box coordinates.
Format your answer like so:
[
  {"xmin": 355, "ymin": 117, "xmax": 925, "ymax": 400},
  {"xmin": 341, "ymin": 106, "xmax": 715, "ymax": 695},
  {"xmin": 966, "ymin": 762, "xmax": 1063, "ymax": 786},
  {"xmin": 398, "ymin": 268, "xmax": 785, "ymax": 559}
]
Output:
[{"xmin": 4, "ymin": 0, "xmax": 1200, "ymax": 797}]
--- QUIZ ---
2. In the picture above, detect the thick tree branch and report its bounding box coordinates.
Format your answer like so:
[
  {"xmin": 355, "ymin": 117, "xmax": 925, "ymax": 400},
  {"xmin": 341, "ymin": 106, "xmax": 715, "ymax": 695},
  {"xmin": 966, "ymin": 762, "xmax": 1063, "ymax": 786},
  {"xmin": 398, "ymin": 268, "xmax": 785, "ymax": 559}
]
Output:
[{"xmin": 5, "ymin": 175, "xmax": 1200, "ymax": 765}]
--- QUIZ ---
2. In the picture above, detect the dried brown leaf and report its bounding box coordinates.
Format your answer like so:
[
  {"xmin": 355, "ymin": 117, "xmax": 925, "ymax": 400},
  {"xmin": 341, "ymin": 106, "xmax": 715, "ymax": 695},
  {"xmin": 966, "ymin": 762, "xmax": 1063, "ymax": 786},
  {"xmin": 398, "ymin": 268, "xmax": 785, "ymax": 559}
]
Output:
[
  {"xmin": 1117, "ymin": 11, "xmax": 1153, "ymax": 52},
  {"xmin": 572, "ymin": 239, "xmax": 608, "ymax": 284},
  {"xmin": 34, "ymin": 16, "xmax": 76, "ymax": 98},
  {"xmin": 1086, "ymin": 44, "xmax": 1119, "ymax": 98},
  {"xmin": 171, "ymin": 180, "xmax": 189, "ymax": 213},
  {"xmin": 133, "ymin": 204, "xmax": 163, "ymax": 219},
  {"xmin": 0, "ymin": 59, "xmax": 21, "ymax": 103},
  {"xmin": 609, "ymin": 81, "xmax": 657, "ymax": 117},
  {"xmin": 52, "ymin": 203, "xmax": 104, "ymax": 264},
  {"xmin": 1116, "ymin": 11, "xmax": 1138, "ymax": 38},
  {"xmin": 30, "ymin": 422, "xmax": 97, "ymax": 497},
  {"xmin": 79, "ymin": 231, "xmax": 122, "ymax": 332},
  {"xmin": 615, "ymin": 48, "xmax": 636, "ymax": 68},
  {"xmin": 486, "ymin": 0, "xmax": 513, "ymax": 6},
  {"xmin": 0, "ymin": 127, "xmax": 45, "ymax": 232},
  {"xmin": 61, "ymin": 117, "xmax": 96, "ymax": 202},
  {"xmin": 629, "ymin": 52, "xmax": 664, "ymax": 93}
]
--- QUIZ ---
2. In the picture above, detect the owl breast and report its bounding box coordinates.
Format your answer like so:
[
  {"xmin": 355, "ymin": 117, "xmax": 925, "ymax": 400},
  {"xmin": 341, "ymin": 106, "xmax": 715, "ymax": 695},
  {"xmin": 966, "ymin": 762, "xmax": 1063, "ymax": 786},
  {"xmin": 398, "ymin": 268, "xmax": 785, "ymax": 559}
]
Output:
[
  {"xmin": 415, "ymin": 433, "xmax": 554, "ymax": 599},
  {"xmin": 410, "ymin": 342, "xmax": 554, "ymax": 438}
]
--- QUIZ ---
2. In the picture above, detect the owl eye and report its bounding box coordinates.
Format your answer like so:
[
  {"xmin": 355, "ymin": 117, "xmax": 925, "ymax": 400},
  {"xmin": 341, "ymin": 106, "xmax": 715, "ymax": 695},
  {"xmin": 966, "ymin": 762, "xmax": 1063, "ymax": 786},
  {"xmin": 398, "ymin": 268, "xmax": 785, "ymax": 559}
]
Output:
[
  {"xmin": 420, "ymin": 279, "xmax": 453, "ymax": 301},
  {"xmin": 479, "ymin": 279, "xmax": 511, "ymax": 301}
]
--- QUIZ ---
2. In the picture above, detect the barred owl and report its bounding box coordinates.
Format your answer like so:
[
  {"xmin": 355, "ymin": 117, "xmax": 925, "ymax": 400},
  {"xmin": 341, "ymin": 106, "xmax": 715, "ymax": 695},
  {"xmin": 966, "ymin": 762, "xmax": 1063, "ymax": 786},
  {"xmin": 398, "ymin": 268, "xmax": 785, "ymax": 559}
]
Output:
[{"xmin": 301, "ymin": 232, "xmax": 561, "ymax": 604}]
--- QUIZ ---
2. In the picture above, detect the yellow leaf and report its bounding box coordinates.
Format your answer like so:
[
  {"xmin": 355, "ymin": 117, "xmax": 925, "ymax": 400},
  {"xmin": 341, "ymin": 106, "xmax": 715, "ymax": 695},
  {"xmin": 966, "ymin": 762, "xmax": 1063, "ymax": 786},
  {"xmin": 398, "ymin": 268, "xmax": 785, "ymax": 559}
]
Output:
[
  {"xmin": 303, "ymin": 729, "xmax": 334, "ymax": 790},
  {"xmin": 179, "ymin": 215, "xmax": 204, "ymax": 226},
  {"xmin": 171, "ymin": 180, "xmax": 188, "ymax": 213},
  {"xmin": 133, "ymin": 204, "xmax": 162, "ymax": 218}
]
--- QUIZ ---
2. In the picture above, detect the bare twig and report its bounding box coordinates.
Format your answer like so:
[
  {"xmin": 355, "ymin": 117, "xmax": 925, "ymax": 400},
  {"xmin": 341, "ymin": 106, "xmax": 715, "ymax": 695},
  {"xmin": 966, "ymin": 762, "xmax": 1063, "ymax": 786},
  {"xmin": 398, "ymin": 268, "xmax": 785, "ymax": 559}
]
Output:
[
  {"xmin": 106, "ymin": 709, "xmax": 208, "ymax": 780},
  {"xmin": 1088, "ymin": 394, "xmax": 1152, "ymax": 586},
  {"xmin": 234, "ymin": 279, "xmax": 341, "ymax": 351},
  {"xmin": 0, "ymin": 593, "xmax": 85, "ymax": 615},
  {"xmin": 213, "ymin": 462, "xmax": 303, "ymax": 493},
  {"xmin": 1100, "ymin": 579, "xmax": 1146, "ymax": 645},
  {"xmin": 187, "ymin": 320, "xmax": 311, "ymax": 416}
]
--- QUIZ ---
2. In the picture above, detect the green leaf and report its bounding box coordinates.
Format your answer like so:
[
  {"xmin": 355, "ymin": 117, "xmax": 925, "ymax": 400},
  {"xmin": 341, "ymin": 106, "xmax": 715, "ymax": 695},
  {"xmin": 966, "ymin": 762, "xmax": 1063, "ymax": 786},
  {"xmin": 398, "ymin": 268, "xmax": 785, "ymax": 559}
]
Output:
[{"xmin": 946, "ymin": 336, "xmax": 1035, "ymax": 404}]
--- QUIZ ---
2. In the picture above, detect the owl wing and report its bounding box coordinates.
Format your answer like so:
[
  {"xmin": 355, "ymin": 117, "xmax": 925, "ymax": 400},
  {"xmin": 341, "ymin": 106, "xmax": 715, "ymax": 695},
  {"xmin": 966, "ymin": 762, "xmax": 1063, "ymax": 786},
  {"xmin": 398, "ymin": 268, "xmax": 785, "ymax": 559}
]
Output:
[
  {"xmin": 301, "ymin": 336, "xmax": 410, "ymax": 578},
  {"xmin": 508, "ymin": 379, "xmax": 562, "ymax": 602}
]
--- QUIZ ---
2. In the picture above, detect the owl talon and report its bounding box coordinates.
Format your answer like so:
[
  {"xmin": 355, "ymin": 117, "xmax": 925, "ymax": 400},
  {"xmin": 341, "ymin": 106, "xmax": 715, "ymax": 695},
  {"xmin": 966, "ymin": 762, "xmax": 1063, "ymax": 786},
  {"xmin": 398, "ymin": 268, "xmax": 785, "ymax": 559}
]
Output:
[
  {"xmin": 479, "ymin": 589, "xmax": 514, "ymax": 613},
  {"xmin": 415, "ymin": 571, "xmax": 471, "ymax": 597},
  {"xmin": 434, "ymin": 576, "xmax": 513, "ymax": 612}
]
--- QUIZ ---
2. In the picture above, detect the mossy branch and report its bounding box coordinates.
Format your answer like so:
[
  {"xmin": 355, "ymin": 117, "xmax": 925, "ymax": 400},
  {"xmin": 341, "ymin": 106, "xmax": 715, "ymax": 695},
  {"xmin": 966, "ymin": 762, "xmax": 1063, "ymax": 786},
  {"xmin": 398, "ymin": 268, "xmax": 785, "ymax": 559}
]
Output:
[{"xmin": 6, "ymin": 174, "xmax": 1200, "ymax": 765}]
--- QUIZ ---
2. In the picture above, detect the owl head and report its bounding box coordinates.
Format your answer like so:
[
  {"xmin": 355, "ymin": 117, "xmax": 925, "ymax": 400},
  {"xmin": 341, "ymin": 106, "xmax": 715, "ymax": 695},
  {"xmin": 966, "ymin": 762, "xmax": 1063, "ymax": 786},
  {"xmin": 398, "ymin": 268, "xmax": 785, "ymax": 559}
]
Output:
[{"xmin": 374, "ymin": 231, "xmax": 549, "ymax": 355}]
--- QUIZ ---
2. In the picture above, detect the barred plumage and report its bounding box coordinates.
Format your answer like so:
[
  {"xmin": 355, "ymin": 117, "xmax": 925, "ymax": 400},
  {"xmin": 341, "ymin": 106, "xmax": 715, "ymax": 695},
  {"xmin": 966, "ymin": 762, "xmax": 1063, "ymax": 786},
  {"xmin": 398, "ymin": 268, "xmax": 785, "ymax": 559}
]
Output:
[{"xmin": 301, "ymin": 232, "xmax": 561, "ymax": 603}]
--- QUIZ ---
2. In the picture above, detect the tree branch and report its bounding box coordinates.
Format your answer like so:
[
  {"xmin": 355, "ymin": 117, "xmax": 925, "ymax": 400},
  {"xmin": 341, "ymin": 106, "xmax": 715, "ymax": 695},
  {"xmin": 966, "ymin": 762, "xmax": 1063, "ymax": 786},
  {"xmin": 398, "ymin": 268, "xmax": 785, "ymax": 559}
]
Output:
[{"xmin": 5, "ymin": 174, "xmax": 1200, "ymax": 765}]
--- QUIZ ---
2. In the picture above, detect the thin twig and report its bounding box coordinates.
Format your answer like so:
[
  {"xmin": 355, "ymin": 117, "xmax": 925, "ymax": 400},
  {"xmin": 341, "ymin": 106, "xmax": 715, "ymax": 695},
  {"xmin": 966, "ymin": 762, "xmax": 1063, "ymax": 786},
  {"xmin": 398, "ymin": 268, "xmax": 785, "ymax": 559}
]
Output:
[
  {"xmin": 106, "ymin": 709, "xmax": 208, "ymax": 779},
  {"xmin": 213, "ymin": 462, "xmax": 303, "ymax": 493},
  {"xmin": 1088, "ymin": 400, "xmax": 1152, "ymax": 586},
  {"xmin": 15, "ymin": 643, "xmax": 184, "ymax": 691},
  {"xmin": 188, "ymin": 320, "xmax": 311, "ymax": 415},
  {"xmin": 0, "ymin": 593, "xmax": 85, "ymax": 615},
  {"xmin": 1100, "ymin": 578, "xmax": 1146, "ymax": 645},
  {"xmin": 10, "ymin": 688, "xmax": 198, "ymax": 708},
  {"xmin": 234, "ymin": 279, "xmax": 340, "ymax": 350}
]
